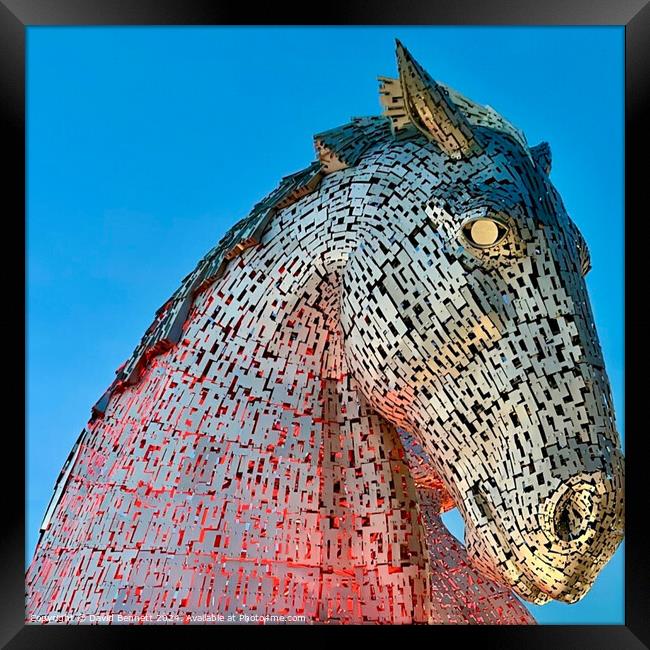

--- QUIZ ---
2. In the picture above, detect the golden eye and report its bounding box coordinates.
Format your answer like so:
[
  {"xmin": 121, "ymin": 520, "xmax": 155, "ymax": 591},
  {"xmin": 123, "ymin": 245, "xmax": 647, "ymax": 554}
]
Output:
[{"xmin": 462, "ymin": 218, "xmax": 509, "ymax": 249}]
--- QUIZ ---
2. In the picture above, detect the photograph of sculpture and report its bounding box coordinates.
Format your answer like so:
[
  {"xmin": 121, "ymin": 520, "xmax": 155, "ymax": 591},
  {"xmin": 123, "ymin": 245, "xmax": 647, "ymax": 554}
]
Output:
[{"xmin": 26, "ymin": 26, "xmax": 624, "ymax": 625}]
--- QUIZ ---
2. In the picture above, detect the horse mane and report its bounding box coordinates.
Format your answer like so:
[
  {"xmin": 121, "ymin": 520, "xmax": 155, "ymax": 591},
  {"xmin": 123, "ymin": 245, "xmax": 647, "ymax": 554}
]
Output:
[{"xmin": 91, "ymin": 88, "xmax": 529, "ymax": 416}]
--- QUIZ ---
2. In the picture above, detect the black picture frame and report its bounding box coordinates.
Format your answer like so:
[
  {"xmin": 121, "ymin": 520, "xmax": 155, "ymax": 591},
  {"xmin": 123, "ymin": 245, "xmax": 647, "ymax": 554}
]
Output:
[{"xmin": 2, "ymin": 1, "xmax": 647, "ymax": 647}]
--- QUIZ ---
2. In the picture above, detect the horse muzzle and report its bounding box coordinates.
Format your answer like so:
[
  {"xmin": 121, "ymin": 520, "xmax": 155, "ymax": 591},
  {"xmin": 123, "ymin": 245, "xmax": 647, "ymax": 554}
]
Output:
[{"xmin": 463, "ymin": 461, "xmax": 624, "ymax": 605}]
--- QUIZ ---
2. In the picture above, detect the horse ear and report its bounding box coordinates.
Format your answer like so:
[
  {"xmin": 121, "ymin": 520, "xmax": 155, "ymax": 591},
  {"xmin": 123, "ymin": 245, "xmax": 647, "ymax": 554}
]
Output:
[
  {"xmin": 395, "ymin": 40, "xmax": 481, "ymax": 159},
  {"xmin": 530, "ymin": 141, "xmax": 552, "ymax": 174}
]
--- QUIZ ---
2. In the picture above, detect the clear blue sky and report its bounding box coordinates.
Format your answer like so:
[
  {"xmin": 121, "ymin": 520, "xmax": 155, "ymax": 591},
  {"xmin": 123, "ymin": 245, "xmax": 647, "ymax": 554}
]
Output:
[{"xmin": 26, "ymin": 26, "xmax": 624, "ymax": 624}]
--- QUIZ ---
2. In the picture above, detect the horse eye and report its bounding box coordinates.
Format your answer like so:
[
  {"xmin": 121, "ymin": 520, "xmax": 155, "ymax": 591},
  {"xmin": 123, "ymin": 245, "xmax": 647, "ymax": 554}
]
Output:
[{"xmin": 462, "ymin": 218, "xmax": 509, "ymax": 249}]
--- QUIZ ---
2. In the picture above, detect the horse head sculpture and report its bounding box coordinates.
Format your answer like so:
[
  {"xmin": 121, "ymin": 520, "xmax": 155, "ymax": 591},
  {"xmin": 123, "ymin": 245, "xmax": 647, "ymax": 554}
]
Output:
[
  {"xmin": 341, "ymin": 41, "xmax": 624, "ymax": 604},
  {"xmin": 27, "ymin": 41, "xmax": 624, "ymax": 624}
]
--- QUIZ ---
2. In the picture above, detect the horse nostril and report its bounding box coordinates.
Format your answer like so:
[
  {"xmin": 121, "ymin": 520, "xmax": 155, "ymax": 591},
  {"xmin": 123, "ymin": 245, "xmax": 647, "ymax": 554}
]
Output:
[{"xmin": 552, "ymin": 484, "xmax": 596, "ymax": 542}]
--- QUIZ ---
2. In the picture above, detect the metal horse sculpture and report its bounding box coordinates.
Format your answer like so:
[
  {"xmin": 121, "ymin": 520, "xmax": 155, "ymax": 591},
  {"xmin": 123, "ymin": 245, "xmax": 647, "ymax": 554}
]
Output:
[{"xmin": 27, "ymin": 42, "xmax": 624, "ymax": 625}]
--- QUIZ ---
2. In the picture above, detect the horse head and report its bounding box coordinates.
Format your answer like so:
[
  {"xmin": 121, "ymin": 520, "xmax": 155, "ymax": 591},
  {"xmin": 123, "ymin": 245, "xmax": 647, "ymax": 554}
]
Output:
[{"xmin": 339, "ymin": 41, "xmax": 624, "ymax": 605}]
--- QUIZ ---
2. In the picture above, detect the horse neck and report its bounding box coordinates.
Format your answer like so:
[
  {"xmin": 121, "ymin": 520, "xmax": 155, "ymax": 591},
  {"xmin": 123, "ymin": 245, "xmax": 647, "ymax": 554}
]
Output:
[
  {"xmin": 191, "ymin": 172, "xmax": 369, "ymax": 390},
  {"xmin": 176, "ymin": 195, "xmax": 435, "ymax": 623}
]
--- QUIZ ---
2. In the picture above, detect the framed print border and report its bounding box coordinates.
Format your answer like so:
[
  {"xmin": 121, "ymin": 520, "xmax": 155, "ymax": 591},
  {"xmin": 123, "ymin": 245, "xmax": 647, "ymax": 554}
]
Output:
[{"xmin": 1, "ymin": 0, "xmax": 647, "ymax": 647}]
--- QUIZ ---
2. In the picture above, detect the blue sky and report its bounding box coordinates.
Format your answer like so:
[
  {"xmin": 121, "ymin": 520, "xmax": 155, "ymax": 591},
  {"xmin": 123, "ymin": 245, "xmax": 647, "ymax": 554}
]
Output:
[{"xmin": 26, "ymin": 26, "xmax": 624, "ymax": 624}]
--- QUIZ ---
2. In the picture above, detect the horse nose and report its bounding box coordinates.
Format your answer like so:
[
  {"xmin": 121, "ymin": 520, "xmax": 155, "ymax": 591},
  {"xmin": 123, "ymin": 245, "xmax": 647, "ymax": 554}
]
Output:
[{"xmin": 545, "ymin": 479, "xmax": 601, "ymax": 544}]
